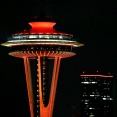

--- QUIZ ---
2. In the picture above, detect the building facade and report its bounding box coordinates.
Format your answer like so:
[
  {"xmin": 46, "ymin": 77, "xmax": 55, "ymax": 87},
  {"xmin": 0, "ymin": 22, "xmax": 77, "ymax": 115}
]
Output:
[{"xmin": 80, "ymin": 71, "xmax": 113, "ymax": 117}]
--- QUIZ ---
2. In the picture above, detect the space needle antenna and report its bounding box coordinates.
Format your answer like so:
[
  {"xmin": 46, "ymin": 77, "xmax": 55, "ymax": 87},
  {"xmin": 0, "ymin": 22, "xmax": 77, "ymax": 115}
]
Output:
[{"xmin": 39, "ymin": 0, "xmax": 45, "ymax": 20}]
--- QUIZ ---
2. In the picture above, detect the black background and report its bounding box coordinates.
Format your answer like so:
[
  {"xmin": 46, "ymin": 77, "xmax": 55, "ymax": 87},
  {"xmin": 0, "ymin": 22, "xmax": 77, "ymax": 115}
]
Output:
[{"xmin": 0, "ymin": 0, "xmax": 116, "ymax": 117}]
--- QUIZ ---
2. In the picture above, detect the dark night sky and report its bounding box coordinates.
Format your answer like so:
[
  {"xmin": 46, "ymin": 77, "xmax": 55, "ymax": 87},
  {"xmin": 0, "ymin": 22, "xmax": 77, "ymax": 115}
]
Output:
[{"xmin": 0, "ymin": 0, "xmax": 117, "ymax": 117}]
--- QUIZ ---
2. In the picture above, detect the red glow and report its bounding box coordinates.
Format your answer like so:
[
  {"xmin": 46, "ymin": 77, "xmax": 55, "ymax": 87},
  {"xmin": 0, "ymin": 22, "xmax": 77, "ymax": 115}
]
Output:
[
  {"xmin": 28, "ymin": 22, "xmax": 57, "ymax": 33},
  {"xmin": 80, "ymin": 74, "xmax": 113, "ymax": 78},
  {"xmin": 29, "ymin": 22, "xmax": 56, "ymax": 28},
  {"xmin": 13, "ymin": 21, "xmax": 73, "ymax": 36}
]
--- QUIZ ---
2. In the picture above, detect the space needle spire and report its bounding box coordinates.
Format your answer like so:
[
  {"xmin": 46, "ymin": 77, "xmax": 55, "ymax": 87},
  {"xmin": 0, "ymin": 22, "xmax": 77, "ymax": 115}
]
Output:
[
  {"xmin": 1, "ymin": 0, "xmax": 84, "ymax": 117},
  {"xmin": 39, "ymin": 0, "xmax": 45, "ymax": 20}
]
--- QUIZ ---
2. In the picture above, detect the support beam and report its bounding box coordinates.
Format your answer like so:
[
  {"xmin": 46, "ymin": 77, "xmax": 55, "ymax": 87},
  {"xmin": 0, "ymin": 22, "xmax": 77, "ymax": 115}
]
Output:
[
  {"xmin": 24, "ymin": 57, "xmax": 34, "ymax": 117},
  {"xmin": 49, "ymin": 57, "xmax": 61, "ymax": 117},
  {"xmin": 37, "ymin": 56, "xmax": 61, "ymax": 117}
]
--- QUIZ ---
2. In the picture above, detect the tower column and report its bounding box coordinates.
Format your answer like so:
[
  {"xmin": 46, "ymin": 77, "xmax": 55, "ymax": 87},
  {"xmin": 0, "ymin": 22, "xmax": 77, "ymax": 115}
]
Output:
[
  {"xmin": 37, "ymin": 56, "xmax": 61, "ymax": 117},
  {"xmin": 49, "ymin": 57, "xmax": 61, "ymax": 117},
  {"xmin": 24, "ymin": 57, "xmax": 34, "ymax": 117}
]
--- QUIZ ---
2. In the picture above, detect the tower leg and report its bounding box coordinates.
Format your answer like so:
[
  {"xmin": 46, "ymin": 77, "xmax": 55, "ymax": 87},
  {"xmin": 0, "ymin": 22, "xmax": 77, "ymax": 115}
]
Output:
[
  {"xmin": 37, "ymin": 56, "xmax": 61, "ymax": 117},
  {"xmin": 24, "ymin": 57, "xmax": 34, "ymax": 117},
  {"xmin": 49, "ymin": 57, "xmax": 61, "ymax": 117}
]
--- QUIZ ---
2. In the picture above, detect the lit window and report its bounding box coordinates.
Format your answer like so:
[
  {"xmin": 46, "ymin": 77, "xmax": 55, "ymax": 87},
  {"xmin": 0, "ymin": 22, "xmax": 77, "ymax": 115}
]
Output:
[
  {"xmin": 90, "ymin": 95, "xmax": 94, "ymax": 97},
  {"xmin": 102, "ymin": 97, "xmax": 113, "ymax": 100},
  {"xmin": 29, "ymin": 35, "xmax": 38, "ymax": 38},
  {"xmin": 91, "ymin": 81, "xmax": 97, "ymax": 84},
  {"xmin": 83, "ymin": 95, "xmax": 88, "ymax": 97},
  {"xmin": 89, "ymin": 115, "xmax": 94, "ymax": 117},
  {"xmin": 59, "ymin": 35, "xmax": 63, "ymax": 39},
  {"xmin": 39, "ymin": 35, "xmax": 42, "ymax": 38},
  {"xmin": 81, "ymin": 81, "xmax": 90, "ymax": 84},
  {"xmin": 13, "ymin": 36, "xmax": 21, "ymax": 39},
  {"xmin": 44, "ymin": 35, "xmax": 48, "ymax": 38},
  {"xmin": 85, "ymin": 100, "xmax": 89, "ymax": 102},
  {"xmin": 109, "ymin": 98, "xmax": 113, "ymax": 100}
]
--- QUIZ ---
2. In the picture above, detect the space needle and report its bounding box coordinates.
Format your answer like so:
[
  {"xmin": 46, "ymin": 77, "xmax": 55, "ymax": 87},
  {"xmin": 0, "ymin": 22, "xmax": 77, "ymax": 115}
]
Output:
[{"xmin": 1, "ymin": 0, "xmax": 84, "ymax": 117}]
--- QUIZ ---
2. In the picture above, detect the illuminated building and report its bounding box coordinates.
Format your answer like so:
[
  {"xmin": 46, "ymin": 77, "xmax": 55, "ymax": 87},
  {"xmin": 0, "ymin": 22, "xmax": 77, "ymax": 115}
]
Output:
[
  {"xmin": 80, "ymin": 71, "xmax": 113, "ymax": 117},
  {"xmin": 1, "ymin": 21, "xmax": 83, "ymax": 117}
]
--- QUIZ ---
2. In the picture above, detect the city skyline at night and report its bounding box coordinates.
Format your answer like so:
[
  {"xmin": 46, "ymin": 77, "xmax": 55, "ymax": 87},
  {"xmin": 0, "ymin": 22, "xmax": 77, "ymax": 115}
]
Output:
[{"xmin": 80, "ymin": 71, "xmax": 113, "ymax": 117}]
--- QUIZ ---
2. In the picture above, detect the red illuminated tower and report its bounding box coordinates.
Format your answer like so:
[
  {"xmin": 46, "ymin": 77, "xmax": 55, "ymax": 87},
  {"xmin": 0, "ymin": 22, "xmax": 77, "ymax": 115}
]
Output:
[{"xmin": 1, "ymin": 20, "xmax": 83, "ymax": 117}]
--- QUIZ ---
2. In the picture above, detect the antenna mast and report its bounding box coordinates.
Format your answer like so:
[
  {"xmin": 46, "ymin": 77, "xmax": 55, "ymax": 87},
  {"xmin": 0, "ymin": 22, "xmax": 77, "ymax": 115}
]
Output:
[{"xmin": 39, "ymin": 0, "xmax": 45, "ymax": 20}]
